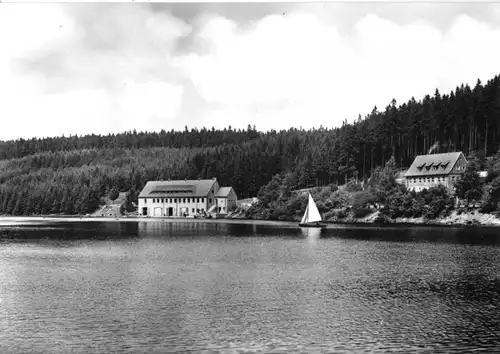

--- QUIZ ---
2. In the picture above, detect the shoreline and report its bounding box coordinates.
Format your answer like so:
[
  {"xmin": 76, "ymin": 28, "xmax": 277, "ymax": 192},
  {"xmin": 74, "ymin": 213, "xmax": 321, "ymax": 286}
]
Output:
[
  {"xmin": 1, "ymin": 210, "xmax": 500, "ymax": 228},
  {"xmin": 0, "ymin": 215, "xmax": 297, "ymax": 227},
  {"xmin": 325, "ymin": 210, "xmax": 500, "ymax": 227}
]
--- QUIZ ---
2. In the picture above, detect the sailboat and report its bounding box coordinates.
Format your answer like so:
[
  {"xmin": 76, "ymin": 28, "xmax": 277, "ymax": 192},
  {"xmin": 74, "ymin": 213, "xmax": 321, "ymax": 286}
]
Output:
[{"xmin": 299, "ymin": 193, "xmax": 327, "ymax": 228}]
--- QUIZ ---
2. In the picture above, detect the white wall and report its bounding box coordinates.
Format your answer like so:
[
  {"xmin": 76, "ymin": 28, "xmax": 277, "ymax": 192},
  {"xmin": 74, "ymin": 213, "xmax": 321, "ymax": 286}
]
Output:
[
  {"xmin": 216, "ymin": 198, "xmax": 227, "ymax": 213},
  {"xmin": 406, "ymin": 174, "xmax": 461, "ymax": 192},
  {"xmin": 215, "ymin": 189, "xmax": 238, "ymax": 213},
  {"xmin": 138, "ymin": 196, "xmax": 209, "ymax": 216}
]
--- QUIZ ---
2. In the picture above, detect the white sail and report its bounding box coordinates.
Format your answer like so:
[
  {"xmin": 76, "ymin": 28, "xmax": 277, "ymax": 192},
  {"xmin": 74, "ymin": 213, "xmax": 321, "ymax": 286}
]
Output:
[
  {"xmin": 301, "ymin": 193, "xmax": 322, "ymax": 224},
  {"xmin": 300, "ymin": 204, "xmax": 309, "ymax": 224},
  {"xmin": 306, "ymin": 194, "xmax": 322, "ymax": 223}
]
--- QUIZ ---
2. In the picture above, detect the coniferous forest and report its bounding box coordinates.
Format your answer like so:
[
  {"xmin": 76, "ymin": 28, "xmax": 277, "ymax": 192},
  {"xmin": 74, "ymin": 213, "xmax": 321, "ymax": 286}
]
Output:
[{"xmin": 1, "ymin": 75, "xmax": 500, "ymax": 216}]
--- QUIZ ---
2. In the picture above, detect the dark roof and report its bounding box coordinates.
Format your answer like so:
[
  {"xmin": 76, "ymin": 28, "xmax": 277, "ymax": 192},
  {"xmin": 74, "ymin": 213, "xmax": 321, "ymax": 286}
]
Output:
[
  {"xmin": 138, "ymin": 179, "xmax": 217, "ymax": 198},
  {"xmin": 405, "ymin": 152, "xmax": 464, "ymax": 177},
  {"xmin": 215, "ymin": 187, "xmax": 233, "ymax": 197}
]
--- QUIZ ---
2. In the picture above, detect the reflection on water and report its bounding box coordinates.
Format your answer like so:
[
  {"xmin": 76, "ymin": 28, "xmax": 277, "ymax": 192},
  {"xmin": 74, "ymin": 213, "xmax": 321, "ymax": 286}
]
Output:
[
  {"xmin": 0, "ymin": 221, "xmax": 499, "ymax": 353},
  {"xmin": 299, "ymin": 227, "xmax": 322, "ymax": 238}
]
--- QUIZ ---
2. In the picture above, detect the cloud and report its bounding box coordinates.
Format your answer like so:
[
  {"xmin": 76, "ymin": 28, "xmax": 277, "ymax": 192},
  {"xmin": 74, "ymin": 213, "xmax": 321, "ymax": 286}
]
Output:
[
  {"xmin": 2, "ymin": 4, "xmax": 500, "ymax": 139},
  {"xmin": 0, "ymin": 4, "xmax": 189, "ymax": 140},
  {"xmin": 174, "ymin": 9, "xmax": 500, "ymax": 131}
]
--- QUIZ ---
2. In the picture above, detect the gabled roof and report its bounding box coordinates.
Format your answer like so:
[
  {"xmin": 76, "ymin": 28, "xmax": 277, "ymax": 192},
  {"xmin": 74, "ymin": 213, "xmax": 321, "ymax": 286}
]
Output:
[
  {"xmin": 216, "ymin": 187, "xmax": 233, "ymax": 197},
  {"xmin": 139, "ymin": 179, "xmax": 217, "ymax": 198},
  {"xmin": 405, "ymin": 152, "xmax": 464, "ymax": 177}
]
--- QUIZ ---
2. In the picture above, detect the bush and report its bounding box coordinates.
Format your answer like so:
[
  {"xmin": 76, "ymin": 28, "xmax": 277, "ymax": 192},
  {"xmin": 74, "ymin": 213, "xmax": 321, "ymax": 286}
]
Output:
[
  {"xmin": 109, "ymin": 187, "xmax": 119, "ymax": 201},
  {"xmin": 329, "ymin": 190, "xmax": 350, "ymax": 208},
  {"xmin": 228, "ymin": 203, "xmax": 238, "ymax": 212},
  {"xmin": 334, "ymin": 209, "xmax": 348, "ymax": 219},
  {"xmin": 329, "ymin": 183, "xmax": 339, "ymax": 193},
  {"xmin": 345, "ymin": 182, "xmax": 363, "ymax": 193},
  {"xmin": 353, "ymin": 207, "xmax": 372, "ymax": 218},
  {"xmin": 351, "ymin": 191, "xmax": 375, "ymax": 218},
  {"xmin": 374, "ymin": 213, "xmax": 391, "ymax": 224}
]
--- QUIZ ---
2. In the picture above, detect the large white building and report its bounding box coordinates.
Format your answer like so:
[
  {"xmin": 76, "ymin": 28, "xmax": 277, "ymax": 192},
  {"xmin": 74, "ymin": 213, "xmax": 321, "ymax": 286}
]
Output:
[
  {"xmin": 405, "ymin": 151, "xmax": 467, "ymax": 192},
  {"xmin": 137, "ymin": 178, "xmax": 238, "ymax": 217}
]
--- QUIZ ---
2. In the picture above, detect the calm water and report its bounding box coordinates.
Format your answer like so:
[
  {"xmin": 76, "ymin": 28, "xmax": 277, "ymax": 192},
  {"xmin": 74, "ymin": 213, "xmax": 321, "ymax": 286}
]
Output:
[{"xmin": 1, "ymin": 221, "xmax": 500, "ymax": 353}]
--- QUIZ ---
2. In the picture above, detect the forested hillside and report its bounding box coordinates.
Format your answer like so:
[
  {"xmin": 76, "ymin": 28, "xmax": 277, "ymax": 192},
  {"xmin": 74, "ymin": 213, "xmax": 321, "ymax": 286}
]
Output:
[{"xmin": 1, "ymin": 74, "xmax": 500, "ymax": 216}]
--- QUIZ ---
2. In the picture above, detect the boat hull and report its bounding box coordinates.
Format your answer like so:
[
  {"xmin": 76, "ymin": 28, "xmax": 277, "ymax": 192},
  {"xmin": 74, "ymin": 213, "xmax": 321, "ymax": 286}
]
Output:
[{"xmin": 298, "ymin": 223, "xmax": 327, "ymax": 228}]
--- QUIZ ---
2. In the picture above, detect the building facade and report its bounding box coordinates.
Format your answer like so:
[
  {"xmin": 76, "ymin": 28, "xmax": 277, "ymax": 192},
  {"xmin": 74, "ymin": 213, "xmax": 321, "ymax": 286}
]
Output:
[
  {"xmin": 405, "ymin": 152, "xmax": 467, "ymax": 192},
  {"xmin": 137, "ymin": 178, "xmax": 237, "ymax": 217},
  {"xmin": 215, "ymin": 187, "xmax": 238, "ymax": 214}
]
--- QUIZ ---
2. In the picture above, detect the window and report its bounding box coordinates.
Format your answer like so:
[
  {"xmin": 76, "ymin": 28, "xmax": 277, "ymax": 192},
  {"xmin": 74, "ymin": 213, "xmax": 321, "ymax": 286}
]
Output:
[
  {"xmin": 144, "ymin": 199, "xmax": 147, "ymax": 204},
  {"xmin": 161, "ymin": 198, "xmax": 164, "ymax": 203},
  {"xmin": 183, "ymin": 198, "xmax": 186, "ymax": 203},
  {"xmin": 201, "ymin": 198, "xmax": 204, "ymax": 203},
  {"xmin": 197, "ymin": 198, "xmax": 199, "ymax": 203},
  {"xmin": 209, "ymin": 198, "xmax": 212, "ymax": 204},
  {"xmin": 192, "ymin": 208, "xmax": 195, "ymax": 213},
  {"xmin": 174, "ymin": 198, "xmax": 177, "ymax": 203},
  {"xmin": 187, "ymin": 198, "xmax": 190, "ymax": 203}
]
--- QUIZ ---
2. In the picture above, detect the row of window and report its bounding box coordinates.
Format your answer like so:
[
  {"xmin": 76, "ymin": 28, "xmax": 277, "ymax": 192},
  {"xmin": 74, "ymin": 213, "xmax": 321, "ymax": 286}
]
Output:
[
  {"xmin": 145, "ymin": 197, "xmax": 211, "ymax": 204},
  {"xmin": 407, "ymin": 175, "xmax": 460, "ymax": 184},
  {"xmin": 147, "ymin": 207, "xmax": 226, "ymax": 215},
  {"xmin": 150, "ymin": 190, "xmax": 193, "ymax": 194},
  {"xmin": 417, "ymin": 164, "xmax": 465, "ymax": 172}
]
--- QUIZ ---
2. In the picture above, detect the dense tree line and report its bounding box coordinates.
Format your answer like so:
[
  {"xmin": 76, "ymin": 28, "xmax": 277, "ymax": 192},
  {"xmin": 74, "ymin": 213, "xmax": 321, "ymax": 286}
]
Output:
[
  {"xmin": 1, "ymin": 74, "xmax": 500, "ymax": 216},
  {"xmin": 0, "ymin": 126, "xmax": 260, "ymax": 160}
]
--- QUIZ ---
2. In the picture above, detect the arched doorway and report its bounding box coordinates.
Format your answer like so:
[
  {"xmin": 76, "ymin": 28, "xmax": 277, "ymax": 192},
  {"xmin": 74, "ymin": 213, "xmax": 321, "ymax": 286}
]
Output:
[
  {"xmin": 142, "ymin": 207, "xmax": 148, "ymax": 216},
  {"xmin": 167, "ymin": 207, "xmax": 174, "ymax": 216}
]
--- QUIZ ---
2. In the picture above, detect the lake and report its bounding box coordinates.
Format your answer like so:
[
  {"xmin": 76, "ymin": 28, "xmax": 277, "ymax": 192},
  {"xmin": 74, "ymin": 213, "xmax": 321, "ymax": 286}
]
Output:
[{"xmin": 1, "ymin": 221, "xmax": 499, "ymax": 353}]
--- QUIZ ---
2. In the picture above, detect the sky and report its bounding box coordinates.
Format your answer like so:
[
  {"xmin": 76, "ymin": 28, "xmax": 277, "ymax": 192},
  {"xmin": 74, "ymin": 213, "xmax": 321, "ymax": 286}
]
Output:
[{"xmin": 2, "ymin": 2, "xmax": 500, "ymax": 140}]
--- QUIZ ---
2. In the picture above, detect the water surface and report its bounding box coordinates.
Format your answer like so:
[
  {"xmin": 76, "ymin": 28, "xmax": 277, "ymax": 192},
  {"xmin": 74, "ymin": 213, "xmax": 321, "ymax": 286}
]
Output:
[{"xmin": 1, "ymin": 221, "xmax": 499, "ymax": 353}]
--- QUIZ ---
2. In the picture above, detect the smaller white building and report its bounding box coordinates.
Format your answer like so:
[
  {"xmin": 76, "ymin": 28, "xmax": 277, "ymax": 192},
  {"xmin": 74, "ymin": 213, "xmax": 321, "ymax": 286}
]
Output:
[{"xmin": 215, "ymin": 187, "xmax": 238, "ymax": 214}]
